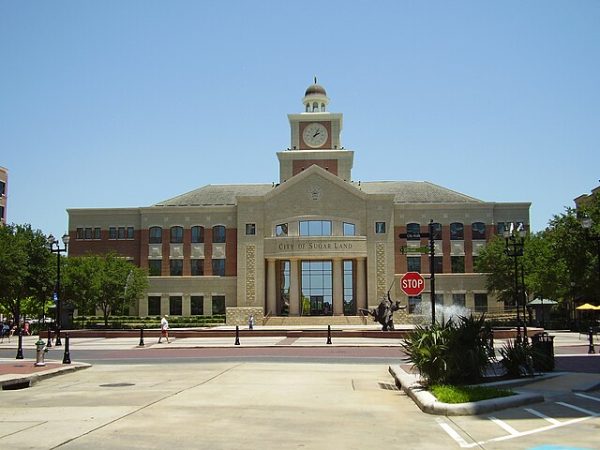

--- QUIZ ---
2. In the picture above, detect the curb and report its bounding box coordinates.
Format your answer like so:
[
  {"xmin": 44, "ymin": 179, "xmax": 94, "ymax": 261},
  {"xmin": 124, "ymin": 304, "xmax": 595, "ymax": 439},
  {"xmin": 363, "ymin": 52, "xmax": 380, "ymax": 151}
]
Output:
[
  {"xmin": 388, "ymin": 365, "xmax": 544, "ymax": 416},
  {"xmin": 0, "ymin": 361, "xmax": 92, "ymax": 390}
]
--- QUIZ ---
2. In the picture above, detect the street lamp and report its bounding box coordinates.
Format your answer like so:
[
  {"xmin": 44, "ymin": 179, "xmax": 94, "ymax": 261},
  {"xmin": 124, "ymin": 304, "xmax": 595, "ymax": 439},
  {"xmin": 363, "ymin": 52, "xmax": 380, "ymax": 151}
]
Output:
[
  {"xmin": 47, "ymin": 233, "xmax": 70, "ymax": 346},
  {"xmin": 504, "ymin": 223, "xmax": 527, "ymax": 343}
]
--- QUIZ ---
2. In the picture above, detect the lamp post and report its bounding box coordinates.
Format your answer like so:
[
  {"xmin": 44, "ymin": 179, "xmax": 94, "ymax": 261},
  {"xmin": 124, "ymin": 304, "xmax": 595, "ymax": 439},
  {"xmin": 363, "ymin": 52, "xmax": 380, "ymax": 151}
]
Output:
[
  {"xmin": 47, "ymin": 233, "xmax": 70, "ymax": 346},
  {"xmin": 504, "ymin": 223, "xmax": 526, "ymax": 344}
]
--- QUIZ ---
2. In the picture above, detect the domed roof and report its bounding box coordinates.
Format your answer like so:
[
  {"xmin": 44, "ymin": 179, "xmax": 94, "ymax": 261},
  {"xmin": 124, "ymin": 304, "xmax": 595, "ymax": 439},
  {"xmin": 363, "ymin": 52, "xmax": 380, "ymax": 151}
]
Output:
[{"xmin": 305, "ymin": 83, "xmax": 327, "ymax": 97}]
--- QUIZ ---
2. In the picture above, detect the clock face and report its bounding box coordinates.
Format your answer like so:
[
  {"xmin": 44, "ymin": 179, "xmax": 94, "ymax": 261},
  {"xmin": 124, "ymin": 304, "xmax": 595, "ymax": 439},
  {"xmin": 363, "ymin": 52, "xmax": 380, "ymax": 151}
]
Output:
[{"xmin": 302, "ymin": 123, "xmax": 328, "ymax": 148}]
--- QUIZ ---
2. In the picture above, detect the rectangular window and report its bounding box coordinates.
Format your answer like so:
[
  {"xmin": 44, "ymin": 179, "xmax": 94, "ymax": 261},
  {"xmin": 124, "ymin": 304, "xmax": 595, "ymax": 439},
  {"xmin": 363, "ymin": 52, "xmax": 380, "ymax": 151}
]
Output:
[
  {"xmin": 435, "ymin": 293, "xmax": 444, "ymax": 306},
  {"xmin": 472, "ymin": 256, "xmax": 479, "ymax": 272},
  {"xmin": 170, "ymin": 259, "xmax": 183, "ymax": 276},
  {"xmin": 245, "ymin": 223, "xmax": 256, "ymax": 235},
  {"xmin": 93, "ymin": 227, "xmax": 101, "ymax": 240},
  {"xmin": 452, "ymin": 293, "xmax": 466, "ymax": 307},
  {"xmin": 474, "ymin": 293, "xmax": 488, "ymax": 312},
  {"xmin": 212, "ymin": 295, "xmax": 226, "ymax": 315},
  {"xmin": 408, "ymin": 295, "xmax": 422, "ymax": 314},
  {"xmin": 434, "ymin": 256, "xmax": 443, "ymax": 274},
  {"xmin": 212, "ymin": 259, "xmax": 226, "ymax": 276},
  {"xmin": 191, "ymin": 259, "xmax": 204, "ymax": 276},
  {"xmin": 127, "ymin": 227, "xmax": 134, "ymax": 239},
  {"xmin": 169, "ymin": 296, "xmax": 182, "ymax": 316},
  {"xmin": 0, "ymin": 205, "xmax": 4, "ymax": 221},
  {"xmin": 76, "ymin": 228, "xmax": 84, "ymax": 240},
  {"xmin": 149, "ymin": 227, "xmax": 162, "ymax": 244},
  {"xmin": 451, "ymin": 256, "xmax": 465, "ymax": 273},
  {"xmin": 84, "ymin": 227, "xmax": 92, "ymax": 240},
  {"xmin": 148, "ymin": 296, "xmax": 161, "ymax": 316},
  {"xmin": 276, "ymin": 223, "xmax": 288, "ymax": 237},
  {"xmin": 109, "ymin": 227, "xmax": 117, "ymax": 240},
  {"xmin": 406, "ymin": 223, "xmax": 421, "ymax": 240},
  {"xmin": 118, "ymin": 227, "xmax": 126, "ymax": 239},
  {"xmin": 407, "ymin": 256, "xmax": 421, "ymax": 272},
  {"xmin": 299, "ymin": 220, "xmax": 332, "ymax": 236},
  {"xmin": 343, "ymin": 222, "xmax": 355, "ymax": 236},
  {"xmin": 0, "ymin": 180, "xmax": 5, "ymax": 196},
  {"xmin": 343, "ymin": 260, "xmax": 355, "ymax": 315},
  {"xmin": 375, "ymin": 222, "xmax": 386, "ymax": 234},
  {"xmin": 148, "ymin": 260, "xmax": 162, "ymax": 276},
  {"xmin": 191, "ymin": 296, "xmax": 204, "ymax": 315}
]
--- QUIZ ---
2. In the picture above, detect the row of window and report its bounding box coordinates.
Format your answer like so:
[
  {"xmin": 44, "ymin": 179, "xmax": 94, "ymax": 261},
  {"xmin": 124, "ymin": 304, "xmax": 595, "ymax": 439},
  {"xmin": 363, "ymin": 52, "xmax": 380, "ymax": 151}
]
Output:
[
  {"xmin": 407, "ymin": 255, "xmax": 479, "ymax": 274},
  {"xmin": 147, "ymin": 295, "xmax": 225, "ymax": 316},
  {"xmin": 276, "ymin": 220, "xmax": 359, "ymax": 237},
  {"xmin": 149, "ymin": 225, "xmax": 228, "ymax": 244},
  {"xmin": 76, "ymin": 226, "xmax": 135, "ymax": 240},
  {"xmin": 148, "ymin": 259, "xmax": 226, "ymax": 277},
  {"xmin": 407, "ymin": 293, "xmax": 488, "ymax": 314},
  {"xmin": 404, "ymin": 222, "xmax": 487, "ymax": 241}
]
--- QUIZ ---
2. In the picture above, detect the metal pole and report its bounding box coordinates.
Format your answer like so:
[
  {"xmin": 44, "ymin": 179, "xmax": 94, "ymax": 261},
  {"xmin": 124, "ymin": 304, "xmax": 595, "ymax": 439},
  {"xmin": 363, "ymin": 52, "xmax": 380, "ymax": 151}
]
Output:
[
  {"xmin": 521, "ymin": 262, "xmax": 528, "ymax": 341},
  {"xmin": 62, "ymin": 333, "xmax": 71, "ymax": 364},
  {"xmin": 55, "ymin": 250, "xmax": 62, "ymax": 346},
  {"xmin": 139, "ymin": 328, "xmax": 145, "ymax": 347},
  {"xmin": 513, "ymin": 242, "xmax": 521, "ymax": 344},
  {"xmin": 46, "ymin": 327, "xmax": 52, "ymax": 348},
  {"xmin": 327, "ymin": 325, "xmax": 332, "ymax": 344},
  {"xmin": 234, "ymin": 325, "xmax": 240, "ymax": 345},
  {"xmin": 429, "ymin": 220, "xmax": 436, "ymax": 325},
  {"xmin": 588, "ymin": 327, "xmax": 595, "ymax": 354},
  {"xmin": 16, "ymin": 298, "xmax": 24, "ymax": 359}
]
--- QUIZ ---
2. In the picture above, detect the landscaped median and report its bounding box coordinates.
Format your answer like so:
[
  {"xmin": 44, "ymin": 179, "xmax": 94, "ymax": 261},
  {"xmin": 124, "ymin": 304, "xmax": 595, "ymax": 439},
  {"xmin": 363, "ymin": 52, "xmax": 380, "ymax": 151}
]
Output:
[{"xmin": 388, "ymin": 365, "xmax": 546, "ymax": 415}]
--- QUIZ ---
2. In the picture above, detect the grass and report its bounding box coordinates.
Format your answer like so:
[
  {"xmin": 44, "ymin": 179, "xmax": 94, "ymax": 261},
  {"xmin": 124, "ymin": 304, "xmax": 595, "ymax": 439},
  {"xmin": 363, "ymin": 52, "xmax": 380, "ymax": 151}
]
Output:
[{"xmin": 430, "ymin": 384, "xmax": 515, "ymax": 404}]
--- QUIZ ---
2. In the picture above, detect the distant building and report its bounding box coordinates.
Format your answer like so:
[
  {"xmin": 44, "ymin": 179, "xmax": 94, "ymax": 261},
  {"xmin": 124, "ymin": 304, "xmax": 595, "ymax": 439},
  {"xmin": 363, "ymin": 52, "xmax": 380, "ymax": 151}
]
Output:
[
  {"xmin": 0, "ymin": 166, "xmax": 7, "ymax": 225},
  {"xmin": 68, "ymin": 82, "xmax": 531, "ymax": 323},
  {"xmin": 574, "ymin": 185, "xmax": 600, "ymax": 212}
]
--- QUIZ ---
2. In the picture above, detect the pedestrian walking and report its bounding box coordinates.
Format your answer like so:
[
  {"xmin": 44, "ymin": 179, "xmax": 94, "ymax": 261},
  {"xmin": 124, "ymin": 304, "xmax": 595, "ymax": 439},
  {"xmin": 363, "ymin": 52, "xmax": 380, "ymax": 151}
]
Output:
[
  {"xmin": 248, "ymin": 314, "xmax": 255, "ymax": 330},
  {"xmin": 158, "ymin": 315, "xmax": 170, "ymax": 344}
]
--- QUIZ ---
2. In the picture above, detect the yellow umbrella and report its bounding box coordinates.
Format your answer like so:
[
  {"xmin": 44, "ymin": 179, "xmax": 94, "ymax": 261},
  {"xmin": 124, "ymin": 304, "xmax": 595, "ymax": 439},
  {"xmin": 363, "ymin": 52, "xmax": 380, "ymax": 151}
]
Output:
[
  {"xmin": 595, "ymin": 305, "xmax": 600, "ymax": 311},
  {"xmin": 576, "ymin": 303, "xmax": 597, "ymax": 310}
]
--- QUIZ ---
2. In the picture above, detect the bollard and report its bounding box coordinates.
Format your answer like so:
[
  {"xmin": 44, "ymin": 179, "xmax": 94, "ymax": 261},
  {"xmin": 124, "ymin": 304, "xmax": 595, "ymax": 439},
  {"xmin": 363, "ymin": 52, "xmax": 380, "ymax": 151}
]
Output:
[
  {"xmin": 235, "ymin": 325, "xmax": 240, "ymax": 345},
  {"xmin": 16, "ymin": 331, "xmax": 24, "ymax": 360},
  {"xmin": 62, "ymin": 333, "xmax": 71, "ymax": 364},
  {"xmin": 139, "ymin": 328, "xmax": 145, "ymax": 347},
  {"xmin": 34, "ymin": 339, "xmax": 46, "ymax": 367},
  {"xmin": 588, "ymin": 327, "xmax": 595, "ymax": 354},
  {"xmin": 326, "ymin": 325, "xmax": 332, "ymax": 345},
  {"xmin": 55, "ymin": 329, "xmax": 62, "ymax": 347},
  {"xmin": 46, "ymin": 328, "xmax": 53, "ymax": 348}
]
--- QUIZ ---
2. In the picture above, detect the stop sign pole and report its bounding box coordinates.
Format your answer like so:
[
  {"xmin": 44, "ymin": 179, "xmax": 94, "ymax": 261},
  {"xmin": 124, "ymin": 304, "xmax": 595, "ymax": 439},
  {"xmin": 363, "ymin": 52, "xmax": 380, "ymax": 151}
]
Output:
[{"xmin": 399, "ymin": 219, "xmax": 437, "ymax": 325}]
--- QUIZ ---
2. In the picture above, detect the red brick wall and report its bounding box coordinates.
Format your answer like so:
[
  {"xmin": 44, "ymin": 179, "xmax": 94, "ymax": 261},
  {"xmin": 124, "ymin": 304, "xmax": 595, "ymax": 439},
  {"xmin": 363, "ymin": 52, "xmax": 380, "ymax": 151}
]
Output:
[
  {"xmin": 292, "ymin": 160, "xmax": 338, "ymax": 176},
  {"xmin": 225, "ymin": 228, "xmax": 237, "ymax": 276},
  {"xmin": 68, "ymin": 230, "xmax": 141, "ymax": 266}
]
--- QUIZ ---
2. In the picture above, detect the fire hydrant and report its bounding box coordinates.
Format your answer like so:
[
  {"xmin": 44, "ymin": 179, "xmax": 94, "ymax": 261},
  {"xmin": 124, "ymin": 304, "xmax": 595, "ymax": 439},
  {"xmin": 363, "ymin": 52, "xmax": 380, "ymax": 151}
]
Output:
[{"xmin": 34, "ymin": 339, "xmax": 46, "ymax": 367}]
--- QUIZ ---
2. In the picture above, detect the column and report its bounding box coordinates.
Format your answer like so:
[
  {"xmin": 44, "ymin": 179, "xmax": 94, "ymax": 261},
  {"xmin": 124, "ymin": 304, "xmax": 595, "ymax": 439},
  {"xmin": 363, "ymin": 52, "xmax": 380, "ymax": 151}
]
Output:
[
  {"xmin": 267, "ymin": 259, "xmax": 276, "ymax": 315},
  {"xmin": 356, "ymin": 258, "xmax": 367, "ymax": 310},
  {"xmin": 182, "ymin": 294, "xmax": 191, "ymax": 316},
  {"xmin": 333, "ymin": 258, "xmax": 343, "ymax": 315},
  {"xmin": 289, "ymin": 259, "xmax": 300, "ymax": 316}
]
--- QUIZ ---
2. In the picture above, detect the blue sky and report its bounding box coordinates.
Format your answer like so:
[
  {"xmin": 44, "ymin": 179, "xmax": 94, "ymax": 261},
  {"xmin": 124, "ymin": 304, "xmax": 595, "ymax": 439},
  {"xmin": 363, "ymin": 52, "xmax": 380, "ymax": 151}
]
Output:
[{"xmin": 1, "ymin": 1, "xmax": 599, "ymax": 238}]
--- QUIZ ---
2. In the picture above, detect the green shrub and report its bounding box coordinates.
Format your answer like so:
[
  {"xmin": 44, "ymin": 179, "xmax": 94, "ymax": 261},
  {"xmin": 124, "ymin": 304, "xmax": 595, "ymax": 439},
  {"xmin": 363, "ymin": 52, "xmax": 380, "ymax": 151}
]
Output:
[
  {"xmin": 402, "ymin": 315, "xmax": 493, "ymax": 386},
  {"xmin": 430, "ymin": 384, "xmax": 514, "ymax": 403},
  {"xmin": 499, "ymin": 340, "xmax": 535, "ymax": 378}
]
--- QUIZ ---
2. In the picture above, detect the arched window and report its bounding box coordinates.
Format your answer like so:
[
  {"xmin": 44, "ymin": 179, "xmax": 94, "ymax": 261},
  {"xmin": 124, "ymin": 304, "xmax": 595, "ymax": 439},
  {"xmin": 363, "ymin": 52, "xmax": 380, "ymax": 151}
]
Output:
[
  {"xmin": 170, "ymin": 226, "xmax": 183, "ymax": 244},
  {"xmin": 149, "ymin": 227, "xmax": 162, "ymax": 244},
  {"xmin": 305, "ymin": 103, "xmax": 310, "ymax": 112},
  {"xmin": 406, "ymin": 223, "xmax": 421, "ymax": 240},
  {"xmin": 321, "ymin": 103, "xmax": 325, "ymax": 111},
  {"xmin": 191, "ymin": 226, "xmax": 204, "ymax": 243},
  {"xmin": 312, "ymin": 102, "xmax": 318, "ymax": 112},
  {"xmin": 472, "ymin": 222, "xmax": 486, "ymax": 240},
  {"xmin": 431, "ymin": 222, "xmax": 442, "ymax": 240},
  {"xmin": 212, "ymin": 225, "xmax": 226, "ymax": 243},
  {"xmin": 450, "ymin": 222, "xmax": 464, "ymax": 240}
]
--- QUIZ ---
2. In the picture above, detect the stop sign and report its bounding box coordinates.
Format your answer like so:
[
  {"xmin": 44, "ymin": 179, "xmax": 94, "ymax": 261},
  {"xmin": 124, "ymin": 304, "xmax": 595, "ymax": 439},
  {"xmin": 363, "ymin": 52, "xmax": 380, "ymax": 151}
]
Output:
[{"xmin": 400, "ymin": 272, "xmax": 425, "ymax": 296}]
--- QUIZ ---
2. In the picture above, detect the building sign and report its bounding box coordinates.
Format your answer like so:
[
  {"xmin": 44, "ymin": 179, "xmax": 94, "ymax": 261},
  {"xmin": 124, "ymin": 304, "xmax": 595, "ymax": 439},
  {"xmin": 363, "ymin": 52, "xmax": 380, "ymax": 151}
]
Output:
[{"xmin": 264, "ymin": 237, "xmax": 367, "ymax": 257}]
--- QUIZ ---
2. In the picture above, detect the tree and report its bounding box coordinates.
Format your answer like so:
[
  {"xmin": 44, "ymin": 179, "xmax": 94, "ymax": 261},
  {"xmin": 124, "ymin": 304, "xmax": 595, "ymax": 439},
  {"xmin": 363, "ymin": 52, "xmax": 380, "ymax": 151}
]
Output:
[
  {"xmin": 0, "ymin": 224, "xmax": 54, "ymax": 320},
  {"xmin": 474, "ymin": 235, "xmax": 517, "ymax": 305},
  {"xmin": 62, "ymin": 253, "xmax": 148, "ymax": 326}
]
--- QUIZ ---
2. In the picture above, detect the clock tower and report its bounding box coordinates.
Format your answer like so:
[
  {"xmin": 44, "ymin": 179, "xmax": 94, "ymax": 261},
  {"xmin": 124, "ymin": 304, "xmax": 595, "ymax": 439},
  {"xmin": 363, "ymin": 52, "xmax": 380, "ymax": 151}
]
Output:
[{"xmin": 278, "ymin": 80, "xmax": 354, "ymax": 183}]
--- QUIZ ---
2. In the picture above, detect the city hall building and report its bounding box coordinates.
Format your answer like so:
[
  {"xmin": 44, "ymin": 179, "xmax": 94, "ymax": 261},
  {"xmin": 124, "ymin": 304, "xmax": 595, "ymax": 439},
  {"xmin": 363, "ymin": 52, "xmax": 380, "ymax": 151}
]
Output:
[{"xmin": 68, "ymin": 82, "xmax": 530, "ymax": 324}]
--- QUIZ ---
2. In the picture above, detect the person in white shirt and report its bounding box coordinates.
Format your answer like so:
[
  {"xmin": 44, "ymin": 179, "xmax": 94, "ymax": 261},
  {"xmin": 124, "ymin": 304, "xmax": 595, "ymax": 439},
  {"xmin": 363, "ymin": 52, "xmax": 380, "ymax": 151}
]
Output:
[{"xmin": 158, "ymin": 315, "xmax": 170, "ymax": 343}]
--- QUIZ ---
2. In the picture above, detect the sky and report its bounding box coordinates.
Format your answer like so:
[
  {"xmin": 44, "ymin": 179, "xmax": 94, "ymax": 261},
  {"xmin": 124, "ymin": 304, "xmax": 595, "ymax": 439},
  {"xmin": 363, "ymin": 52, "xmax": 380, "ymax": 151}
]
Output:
[{"xmin": 1, "ymin": 1, "xmax": 599, "ymax": 238}]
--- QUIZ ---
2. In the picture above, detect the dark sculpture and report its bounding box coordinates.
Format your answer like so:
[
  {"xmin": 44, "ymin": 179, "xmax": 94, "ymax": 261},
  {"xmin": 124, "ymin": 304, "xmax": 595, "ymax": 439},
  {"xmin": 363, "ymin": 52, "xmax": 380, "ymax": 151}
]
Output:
[{"xmin": 360, "ymin": 293, "xmax": 406, "ymax": 331}]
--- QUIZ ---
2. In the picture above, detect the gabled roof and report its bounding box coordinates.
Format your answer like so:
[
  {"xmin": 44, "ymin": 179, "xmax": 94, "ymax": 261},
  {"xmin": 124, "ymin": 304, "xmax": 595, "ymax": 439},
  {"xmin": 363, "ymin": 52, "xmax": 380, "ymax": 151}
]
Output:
[
  {"xmin": 153, "ymin": 177, "xmax": 483, "ymax": 207},
  {"xmin": 356, "ymin": 181, "xmax": 483, "ymax": 204},
  {"xmin": 154, "ymin": 184, "xmax": 273, "ymax": 206}
]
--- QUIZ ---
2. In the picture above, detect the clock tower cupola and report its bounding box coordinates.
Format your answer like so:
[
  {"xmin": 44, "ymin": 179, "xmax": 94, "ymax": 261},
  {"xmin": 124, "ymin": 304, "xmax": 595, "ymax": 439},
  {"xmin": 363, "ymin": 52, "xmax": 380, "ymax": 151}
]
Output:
[{"xmin": 278, "ymin": 80, "xmax": 354, "ymax": 183}]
